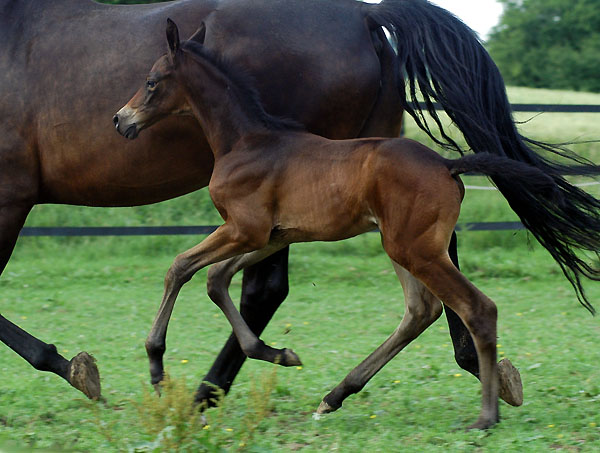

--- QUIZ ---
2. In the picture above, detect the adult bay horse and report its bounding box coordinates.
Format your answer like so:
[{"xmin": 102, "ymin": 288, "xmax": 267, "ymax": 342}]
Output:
[
  {"xmin": 115, "ymin": 20, "xmax": 597, "ymax": 428},
  {"xmin": 5, "ymin": 0, "xmax": 598, "ymax": 405}
]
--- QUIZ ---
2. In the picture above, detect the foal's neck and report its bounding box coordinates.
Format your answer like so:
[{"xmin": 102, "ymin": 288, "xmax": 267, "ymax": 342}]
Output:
[{"xmin": 177, "ymin": 50, "xmax": 273, "ymax": 157}]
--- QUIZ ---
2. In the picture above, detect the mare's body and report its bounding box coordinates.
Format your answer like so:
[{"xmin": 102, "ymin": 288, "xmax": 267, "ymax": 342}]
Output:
[{"xmin": 0, "ymin": 0, "xmax": 402, "ymax": 399}]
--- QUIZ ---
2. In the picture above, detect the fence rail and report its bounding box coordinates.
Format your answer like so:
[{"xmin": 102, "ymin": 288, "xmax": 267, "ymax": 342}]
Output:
[
  {"xmin": 18, "ymin": 103, "xmax": 598, "ymax": 237},
  {"xmin": 18, "ymin": 222, "xmax": 526, "ymax": 237},
  {"xmin": 420, "ymin": 102, "xmax": 600, "ymax": 113}
]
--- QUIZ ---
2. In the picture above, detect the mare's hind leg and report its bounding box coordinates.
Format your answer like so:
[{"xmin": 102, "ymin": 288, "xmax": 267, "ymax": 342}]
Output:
[
  {"xmin": 446, "ymin": 233, "xmax": 522, "ymax": 407},
  {"xmin": 204, "ymin": 243, "xmax": 301, "ymax": 368},
  {"xmin": 0, "ymin": 205, "xmax": 100, "ymax": 399},
  {"xmin": 317, "ymin": 262, "xmax": 442, "ymax": 414},
  {"xmin": 195, "ymin": 247, "xmax": 289, "ymax": 406}
]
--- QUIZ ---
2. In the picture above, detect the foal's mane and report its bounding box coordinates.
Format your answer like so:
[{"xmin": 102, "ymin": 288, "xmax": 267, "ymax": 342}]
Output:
[{"xmin": 179, "ymin": 41, "xmax": 304, "ymax": 132}]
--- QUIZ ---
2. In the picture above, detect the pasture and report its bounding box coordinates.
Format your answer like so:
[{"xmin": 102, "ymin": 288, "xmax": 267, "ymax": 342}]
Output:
[{"xmin": 1, "ymin": 86, "xmax": 600, "ymax": 451}]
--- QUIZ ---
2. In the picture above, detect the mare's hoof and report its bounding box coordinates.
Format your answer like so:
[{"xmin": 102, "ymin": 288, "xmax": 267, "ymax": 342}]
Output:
[
  {"xmin": 69, "ymin": 351, "xmax": 101, "ymax": 400},
  {"xmin": 277, "ymin": 348, "xmax": 302, "ymax": 367},
  {"xmin": 153, "ymin": 383, "xmax": 162, "ymax": 397},
  {"xmin": 316, "ymin": 400, "xmax": 337, "ymax": 415},
  {"xmin": 498, "ymin": 358, "xmax": 523, "ymax": 407}
]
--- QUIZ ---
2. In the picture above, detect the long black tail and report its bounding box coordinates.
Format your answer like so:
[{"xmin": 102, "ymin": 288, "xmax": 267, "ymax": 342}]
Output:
[
  {"xmin": 448, "ymin": 153, "xmax": 600, "ymax": 314},
  {"xmin": 448, "ymin": 154, "xmax": 559, "ymax": 201},
  {"xmin": 368, "ymin": 0, "xmax": 600, "ymax": 313}
]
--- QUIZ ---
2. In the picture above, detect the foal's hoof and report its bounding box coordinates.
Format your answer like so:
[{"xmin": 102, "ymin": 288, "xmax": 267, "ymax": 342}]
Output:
[
  {"xmin": 68, "ymin": 351, "xmax": 101, "ymax": 400},
  {"xmin": 466, "ymin": 416, "xmax": 499, "ymax": 431},
  {"xmin": 498, "ymin": 358, "xmax": 523, "ymax": 407},
  {"xmin": 277, "ymin": 348, "xmax": 303, "ymax": 367}
]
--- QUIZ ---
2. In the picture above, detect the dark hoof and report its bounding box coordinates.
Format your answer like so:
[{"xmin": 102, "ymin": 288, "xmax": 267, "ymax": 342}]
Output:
[
  {"xmin": 498, "ymin": 358, "xmax": 523, "ymax": 407},
  {"xmin": 69, "ymin": 351, "xmax": 101, "ymax": 400},
  {"xmin": 194, "ymin": 382, "xmax": 225, "ymax": 410}
]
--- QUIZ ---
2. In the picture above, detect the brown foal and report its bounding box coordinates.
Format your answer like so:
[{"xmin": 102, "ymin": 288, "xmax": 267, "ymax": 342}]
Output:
[{"xmin": 116, "ymin": 21, "xmax": 562, "ymax": 429}]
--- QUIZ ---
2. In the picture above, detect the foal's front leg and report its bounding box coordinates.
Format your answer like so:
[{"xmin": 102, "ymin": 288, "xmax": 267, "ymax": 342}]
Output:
[
  {"xmin": 145, "ymin": 224, "xmax": 264, "ymax": 388},
  {"xmin": 195, "ymin": 247, "xmax": 290, "ymax": 407},
  {"xmin": 205, "ymin": 243, "xmax": 302, "ymax": 367}
]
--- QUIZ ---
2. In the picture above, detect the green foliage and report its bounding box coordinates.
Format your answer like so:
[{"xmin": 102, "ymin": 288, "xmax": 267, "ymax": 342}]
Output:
[
  {"xmin": 130, "ymin": 374, "xmax": 213, "ymax": 451},
  {"xmin": 96, "ymin": 369, "xmax": 277, "ymax": 451},
  {"xmin": 487, "ymin": 0, "xmax": 600, "ymax": 92}
]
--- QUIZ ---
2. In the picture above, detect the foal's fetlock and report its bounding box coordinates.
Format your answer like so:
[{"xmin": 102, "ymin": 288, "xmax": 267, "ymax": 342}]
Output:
[
  {"xmin": 148, "ymin": 358, "xmax": 166, "ymax": 394},
  {"xmin": 466, "ymin": 412, "xmax": 500, "ymax": 431}
]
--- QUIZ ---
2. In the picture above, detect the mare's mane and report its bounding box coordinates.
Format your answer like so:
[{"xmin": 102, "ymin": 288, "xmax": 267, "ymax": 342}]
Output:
[{"xmin": 180, "ymin": 40, "xmax": 304, "ymax": 132}]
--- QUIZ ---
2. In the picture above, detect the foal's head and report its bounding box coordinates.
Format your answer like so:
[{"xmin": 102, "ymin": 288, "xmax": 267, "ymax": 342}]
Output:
[{"xmin": 113, "ymin": 19, "xmax": 197, "ymax": 140}]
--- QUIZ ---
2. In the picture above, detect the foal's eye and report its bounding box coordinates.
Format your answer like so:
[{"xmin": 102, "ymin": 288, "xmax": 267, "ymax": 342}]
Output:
[{"xmin": 146, "ymin": 80, "xmax": 157, "ymax": 90}]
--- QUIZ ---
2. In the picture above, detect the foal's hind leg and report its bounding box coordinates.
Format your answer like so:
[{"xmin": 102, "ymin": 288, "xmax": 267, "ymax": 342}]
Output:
[
  {"xmin": 317, "ymin": 262, "xmax": 442, "ymax": 414},
  {"xmin": 446, "ymin": 233, "xmax": 522, "ymax": 407},
  {"xmin": 408, "ymin": 254, "xmax": 500, "ymax": 429},
  {"xmin": 204, "ymin": 243, "xmax": 301, "ymax": 368}
]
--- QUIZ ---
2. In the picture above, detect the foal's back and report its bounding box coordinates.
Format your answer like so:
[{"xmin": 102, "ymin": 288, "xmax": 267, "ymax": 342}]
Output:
[{"xmin": 217, "ymin": 133, "xmax": 463, "ymax": 245}]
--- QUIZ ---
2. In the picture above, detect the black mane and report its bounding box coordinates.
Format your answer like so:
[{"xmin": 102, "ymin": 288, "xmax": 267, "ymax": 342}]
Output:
[{"xmin": 180, "ymin": 41, "xmax": 304, "ymax": 132}]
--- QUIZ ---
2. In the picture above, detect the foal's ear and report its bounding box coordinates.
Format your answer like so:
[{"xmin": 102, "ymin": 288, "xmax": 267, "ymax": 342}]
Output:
[
  {"xmin": 166, "ymin": 18, "xmax": 181, "ymax": 62},
  {"xmin": 189, "ymin": 22, "xmax": 207, "ymax": 45}
]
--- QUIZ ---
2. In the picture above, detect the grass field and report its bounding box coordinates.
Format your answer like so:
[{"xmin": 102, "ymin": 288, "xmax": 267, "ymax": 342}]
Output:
[{"xmin": 1, "ymin": 86, "xmax": 600, "ymax": 452}]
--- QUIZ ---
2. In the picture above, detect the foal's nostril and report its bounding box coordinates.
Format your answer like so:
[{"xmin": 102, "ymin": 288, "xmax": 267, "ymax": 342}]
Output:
[{"xmin": 112, "ymin": 114, "xmax": 119, "ymax": 128}]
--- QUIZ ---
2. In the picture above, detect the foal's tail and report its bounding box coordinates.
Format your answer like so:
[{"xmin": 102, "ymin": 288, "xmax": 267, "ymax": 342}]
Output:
[
  {"xmin": 368, "ymin": 0, "xmax": 600, "ymax": 314},
  {"xmin": 447, "ymin": 155, "xmax": 560, "ymax": 201}
]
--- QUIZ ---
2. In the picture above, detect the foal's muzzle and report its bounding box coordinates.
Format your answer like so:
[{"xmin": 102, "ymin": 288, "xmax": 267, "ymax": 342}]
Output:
[{"xmin": 113, "ymin": 113, "xmax": 139, "ymax": 140}]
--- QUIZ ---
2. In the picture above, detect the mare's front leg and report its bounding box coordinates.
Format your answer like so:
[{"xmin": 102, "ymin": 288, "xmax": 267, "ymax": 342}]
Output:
[
  {"xmin": 446, "ymin": 233, "xmax": 523, "ymax": 407},
  {"xmin": 145, "ymin": 223, "xmax": 263, "ymax": 388},
  {"xmin": 0, "ymin": 204, "xmax": 100, "ymax": 399},
  {"xmin": 204, "ymin": 243, "xmax": 301, "ymax": 368},
  {"xmin": 195, "ymin": 246, "xmax": 290, "ymax": 406},
  {"xmin": 317, "ymin": 262, "xmax": 442, "ymax": 414}
]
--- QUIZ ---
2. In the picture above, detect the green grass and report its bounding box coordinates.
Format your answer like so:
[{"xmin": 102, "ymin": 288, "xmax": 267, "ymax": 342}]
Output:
[
  {"xmin": 0, "ymin": 235, "xmax": 599, "ymax": 452},
  {"xmin": 1, "ymin": 85, "xmax": 600, "ymax": 451}
]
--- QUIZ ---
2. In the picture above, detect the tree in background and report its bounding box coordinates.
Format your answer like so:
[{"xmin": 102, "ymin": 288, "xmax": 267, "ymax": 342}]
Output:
[{"xmin": 487, "ymin": 0, "xmax": 600, "ymax": 92}]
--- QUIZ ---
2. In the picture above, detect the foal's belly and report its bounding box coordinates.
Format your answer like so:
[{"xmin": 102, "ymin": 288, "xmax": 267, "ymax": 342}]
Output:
[{"xmin": 273, "ymin": 187, "xmax": 377, "ymax": 243}]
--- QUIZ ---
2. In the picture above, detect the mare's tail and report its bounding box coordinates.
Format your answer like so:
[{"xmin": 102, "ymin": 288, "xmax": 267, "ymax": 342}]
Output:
[
  {"xmin": 368, "ymin": 0, "xmax": 600, "ymax": 313},
  {"xmin": 447, "ymin": 153, "xmax": 600, "ymax": 314}
]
